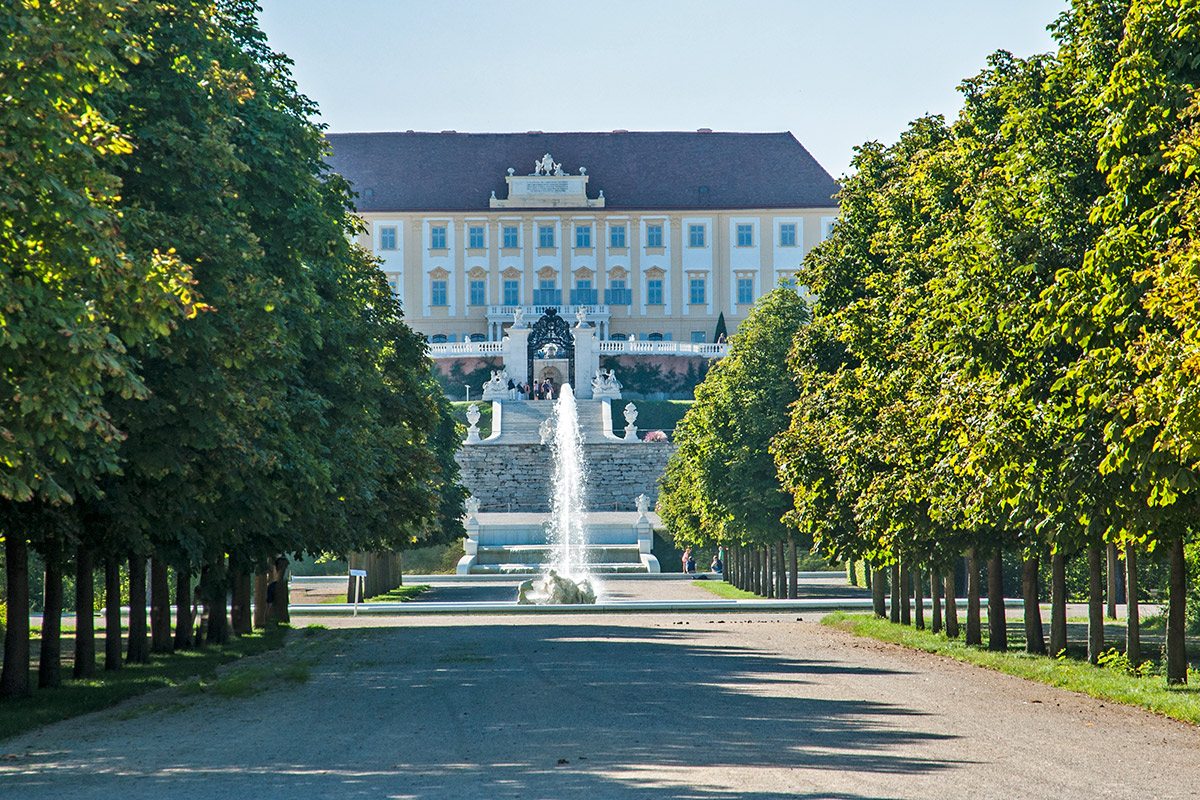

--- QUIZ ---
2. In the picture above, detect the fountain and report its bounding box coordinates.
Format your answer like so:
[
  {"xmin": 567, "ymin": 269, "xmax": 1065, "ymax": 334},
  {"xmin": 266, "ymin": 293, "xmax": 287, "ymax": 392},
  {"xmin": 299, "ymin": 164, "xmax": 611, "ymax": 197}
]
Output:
[{"xmin": 517, "ymin": 384, "xmax": 599, "ymax": 604}]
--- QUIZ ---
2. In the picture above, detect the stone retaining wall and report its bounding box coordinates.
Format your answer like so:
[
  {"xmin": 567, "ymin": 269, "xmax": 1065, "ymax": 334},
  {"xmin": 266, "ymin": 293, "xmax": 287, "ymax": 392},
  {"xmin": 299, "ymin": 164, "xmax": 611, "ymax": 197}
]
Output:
[{"xmin": 456, "ymin": 442, "xmax": 676, "ymax": 513}]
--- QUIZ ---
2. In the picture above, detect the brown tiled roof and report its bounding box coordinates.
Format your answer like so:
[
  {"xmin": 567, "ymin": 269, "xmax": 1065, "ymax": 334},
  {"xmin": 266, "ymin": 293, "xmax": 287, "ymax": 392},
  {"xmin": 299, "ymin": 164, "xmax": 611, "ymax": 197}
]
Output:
[{"xmin": 324, "ymin": 131, "xmax": 839, "ymax": 212}]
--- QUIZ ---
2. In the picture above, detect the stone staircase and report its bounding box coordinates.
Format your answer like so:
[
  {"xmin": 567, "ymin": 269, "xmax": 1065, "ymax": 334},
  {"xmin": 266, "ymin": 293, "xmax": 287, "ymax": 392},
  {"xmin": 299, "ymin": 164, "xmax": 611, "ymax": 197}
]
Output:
[
  {"xmin": 485, "ymin": 399, "xmax": 618, "ymax": 445},
  {"xmin": 457, "ymin": 511, "xmax": 661, "ymax": 574}
]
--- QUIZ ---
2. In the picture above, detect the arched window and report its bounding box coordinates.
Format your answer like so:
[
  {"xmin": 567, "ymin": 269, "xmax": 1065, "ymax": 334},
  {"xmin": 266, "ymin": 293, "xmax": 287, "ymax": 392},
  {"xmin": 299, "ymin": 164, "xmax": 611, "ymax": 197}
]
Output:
[
  {"xmin": 647, "ymin": 332, "xmax": 664, "ymax": 342},
  {"xmin": 430, "ymin": 334, "xmax": 448, "ymax": 344},
  {"xmin": 609, "ymin": 333, "xmax": 628, "ymax": 341},
  {"xmin": 469, "ymin": 333, "xmax": 486, "ymax": 342}
]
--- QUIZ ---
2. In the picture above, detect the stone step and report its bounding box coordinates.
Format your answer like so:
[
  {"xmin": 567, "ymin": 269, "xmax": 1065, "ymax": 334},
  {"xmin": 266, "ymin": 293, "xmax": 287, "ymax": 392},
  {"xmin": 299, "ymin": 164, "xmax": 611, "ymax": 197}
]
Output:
[{"xmin": 468, "ymin": 562, "xmax": 652, "ymax": 575}]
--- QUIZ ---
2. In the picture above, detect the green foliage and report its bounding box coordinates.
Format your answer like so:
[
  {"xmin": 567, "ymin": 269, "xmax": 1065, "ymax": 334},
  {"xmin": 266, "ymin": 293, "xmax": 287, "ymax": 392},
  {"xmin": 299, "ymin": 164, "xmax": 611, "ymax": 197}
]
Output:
[
  {"xmin": 599, "ymin": 356, "xmax": 709, "ymax": 399},
  {"xmin": 1, "ymin": 1, "xmax": 465, "ymax": 697},
  {"xmin": 659, "ymin": 289, "xmax": 809, "ymax": 550},
  {"xmin": 435, "ymin": 358, "xmax": 503, "ymax": 398}
]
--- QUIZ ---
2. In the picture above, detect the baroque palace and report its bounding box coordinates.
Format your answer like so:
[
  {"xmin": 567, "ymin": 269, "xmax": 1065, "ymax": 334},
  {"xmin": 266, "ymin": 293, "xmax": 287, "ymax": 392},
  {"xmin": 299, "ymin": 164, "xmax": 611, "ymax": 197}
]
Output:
[{"xmin": 325, "ymin": 130, "xmax": 839, "ymax": 348}]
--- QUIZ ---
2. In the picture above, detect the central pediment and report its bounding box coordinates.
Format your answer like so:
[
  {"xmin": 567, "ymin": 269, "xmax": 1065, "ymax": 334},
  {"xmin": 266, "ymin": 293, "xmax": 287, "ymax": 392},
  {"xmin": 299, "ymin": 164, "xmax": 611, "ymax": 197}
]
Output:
[{"xmin": 489, "ymin": 153, "xmax": 605, "ymax": 209}]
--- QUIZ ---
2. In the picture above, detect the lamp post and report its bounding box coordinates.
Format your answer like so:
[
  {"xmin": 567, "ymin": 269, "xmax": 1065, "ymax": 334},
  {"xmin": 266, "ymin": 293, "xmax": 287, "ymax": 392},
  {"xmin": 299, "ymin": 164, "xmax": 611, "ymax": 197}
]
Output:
[{"xmin": 464, "ymin": 385, "xmax": 470, "ymax": 402}]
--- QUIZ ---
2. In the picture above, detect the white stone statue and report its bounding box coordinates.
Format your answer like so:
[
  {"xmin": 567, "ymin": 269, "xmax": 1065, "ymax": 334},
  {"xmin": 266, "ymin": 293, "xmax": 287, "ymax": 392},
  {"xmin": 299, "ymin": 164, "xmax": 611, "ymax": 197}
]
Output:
[
  {"xmin": 534, "ymin": 158, "xmax": 543, "ymax": 175},
  {"xmin": 538, "ymin": 418, "xmax": 554, "ymax": 446},
  {"xmin": 623, "ymin": 402, "xmax": 638, "ymax": 427},
  {"xmin": 538, "ymin": 153, "xmax": 559, "ymax": 176},
  {"xmin": 490, "ymin": 190, "xmax": 497, "ymax": 200},
  {"xmin": 575, "ymin": 307, "xmax": 588, "ymax": 328},
  {"xmin": 636, "ymin": 493, "xmax": 649, "ymax": 519},
  {"xmin": 465, "ymin": 496, "xmax": 481, "ymax": 520},
  {"xmin": 464, "ymin": 404, "xmax": 482, "ymax": 444},
  {"xmin": 553, "ymin": 163, "xmax": 566, "ymax": 176},
  {"xmin": 512, "ymin": 306, "xmax": 524, "ymax": 328},
  {"xmin": 592, "ymin": 369, "xmax": 622, "ymax": 400},
  {"xmin": 481, "ymin": 369, "xmax": 509, "ymax": 401},
  {"xmin": 623, "ymin": 402, "xmax": 639, "ymax": 442}
]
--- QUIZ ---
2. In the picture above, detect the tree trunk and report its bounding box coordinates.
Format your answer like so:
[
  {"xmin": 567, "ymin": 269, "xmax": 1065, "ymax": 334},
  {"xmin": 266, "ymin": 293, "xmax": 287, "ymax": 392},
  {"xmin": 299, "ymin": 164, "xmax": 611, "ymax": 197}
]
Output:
[
  {"xmin": 930, "ymin": 569, "xmax": 942, "ymax": 634},
  {"xmin": 847, "ymin": 559, "xmax": 858, "ymax": 587},
  {"xmin": 889, "ymin": 562, "xmax": 901, "ymax": 623},
  {"xmin": 269, "ymin": 556, "xmax": 290, "ymax": 625},
  {"xmin": 914, "ymin": 563, "xmax": 925, "ymax": 631},
  {"xmin": 944, "ymin": 570, "xmax": 958, "ymax": 638},
  {"xmin": 1049, "ymin": 551, "xmax": 1067, "ymax": 657},
  {"xmin": 174, "ymin": 568, "xmax": 192, "ymax": 649},
  {"xmin": 150, "ymin": 554, "xmax": 172, "ymax": 654},
  {"xmin": 1166, "ymin": 536, "xmax": 1188, "ymax": 685},
  {"xmin": 126, "ymin": 555, "xmax": 149, "ymax": 663},
  {"xmin": 104, "ymin": 557, "xmax": 122, "ymax": 671},
  {"xmin": 900, "ymin": 560, "xmax": 912, "ymax": 625},
  {"xmin": 230, "ymin": 568, "xmax": 252, "ymax": 636},
  {"xmin": 871, "ymin": 567, "xmax": 887, "ymax": 618},
  {"xmin": 1022, "ymin": 554, "xmax": 1045, "ymax": 655},
  {"xmin": 253, "ymin": 570, "xmax": 269, "ymax": 629},
  {"xmin": 965, "ymin": 549, "xmax": 982, "ymax": 646},
  {"xmin": 1087, "ymin": 545, "xmax": 1104, "ymax": 665},
  {"xmin": 205, "ymin": 559, "xmax": 230, "ymax": 644},
  {"xmin": 987, "ymin": 548, "xmax": 1007, "ymax": 651},
  {"xmin": 1105, "ymin": 542, "xmax": 1119, "ymax": 620},
  {"xmin": 1125, "ymin": 546, "xmax": 1140, "ymax": 666},
  {"xmin": 38, "ymin": 546, "xmax": 64, "ymax": 689},
  {"xmin": 74, "ymin": 545, "xmax": 96, "ymax": 679},
  {"xmin": 775, "ymin": 540, "xmax": 786, "ymax": 600},
  {"xmin": 762, "ymin": 545, "xmax": 771, "ymax": 598},
  {"xmin": 0, "ymin": 534, "xmax": 31, "ymax": 698},
  {"xmin": 788, "ymin": 537, "xmax": 798, "ymax": 599}
]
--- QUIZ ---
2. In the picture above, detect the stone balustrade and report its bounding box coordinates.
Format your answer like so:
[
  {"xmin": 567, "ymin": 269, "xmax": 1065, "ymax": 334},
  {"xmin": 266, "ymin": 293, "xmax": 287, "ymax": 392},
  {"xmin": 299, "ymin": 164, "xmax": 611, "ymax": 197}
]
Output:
[{"xmin": 429, "ymin": 339, "xmax": 729, "ymax": 359}]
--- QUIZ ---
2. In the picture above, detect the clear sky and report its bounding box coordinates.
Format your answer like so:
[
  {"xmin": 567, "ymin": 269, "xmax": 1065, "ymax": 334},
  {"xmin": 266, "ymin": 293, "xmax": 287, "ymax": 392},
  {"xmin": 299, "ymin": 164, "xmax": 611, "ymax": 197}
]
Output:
[{"xmin": 258, "ymin": 0, "xmax": 1069, "ymax": 178}]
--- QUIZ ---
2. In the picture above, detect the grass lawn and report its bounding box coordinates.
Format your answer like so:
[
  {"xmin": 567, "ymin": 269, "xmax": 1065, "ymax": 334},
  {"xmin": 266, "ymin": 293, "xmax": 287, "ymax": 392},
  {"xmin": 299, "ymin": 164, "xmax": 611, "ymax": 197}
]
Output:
[
  {"xmin": 691, "ymin": 580, "xmax": 760, "ymax": 600},
  {"xmin": 1, "ymin": 624, "xmax": 302, "ymax": 741},
  {"xmin": 823, "ymin": 611, "xmax": 1200, "ymax": 726},
  {"xmin": 366, "ymin": 584, "xmax": 431, "ymax": 602}
]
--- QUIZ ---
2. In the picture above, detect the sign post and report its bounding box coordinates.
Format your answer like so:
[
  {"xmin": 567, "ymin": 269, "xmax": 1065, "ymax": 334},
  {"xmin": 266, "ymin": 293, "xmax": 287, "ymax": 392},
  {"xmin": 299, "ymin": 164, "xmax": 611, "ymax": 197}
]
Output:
[{"xmin": 349, "ymin": 568, "xmax": 367, "ymax": 616}]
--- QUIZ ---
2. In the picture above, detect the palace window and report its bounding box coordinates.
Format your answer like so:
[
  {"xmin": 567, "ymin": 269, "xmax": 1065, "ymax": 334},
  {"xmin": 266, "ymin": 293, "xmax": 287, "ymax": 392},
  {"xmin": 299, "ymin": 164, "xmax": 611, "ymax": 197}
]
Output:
[
  {"xmin": 605, "ymin": 278, "xmax": 631, "ymax": 306},
  {"xmin": 502, "ymin": 225, "xmax": 519, "ymax": 248},
  {"xmin": 571, "ymin": 278, "xmax": 596, "ymax": 305},
  {"xmin": 689, "ymin": 277, "xmax": 706, "ymax": 305},
  {"xmin": 736, "ymin": 224, "xmax": 753, "ymax": 247},
  {"xmin": 430, "ymin": 279, "xmax": 448, "ymax": 306},
  {"xmin": 691, "ymin": 331, "xmax": 706, "ymax": 343},
  {"xmin": 468, "ymin": 226, "xmax": 485, "ymax": 249},
  {"xmin": 539, "ymin": 277, "xmax": 557, "ymax": 291},
  {"xmin": 575, "ymin": 224, "xmax": 592, "ymax": 248},
  {"xmin": 737, "ymin": 277, "xmax": 754, "ymax": 305},
  {"xmin": 688, "ymin": 224, "xmax": 706, "ymax": 248},
  {"xmin": 610, "ymin": 224, "xmax": 627, "ymax": 248},
  {"xmin": 379, "ymin": 225, "xmax": 397, "ymax": 251},
  {"xmin": 648, "ymin": 332, "xmax": 664, "ymax": 341},
  {"xmin": 538, "ymin": 224, "xmax": 555, "ymax": 248},
  {"xmin": 386, "ymin": 274, "xmax": 400, "ymax": 297},
  {"xmin": 779, "ymin": 223, "xmax": 797, "ymax": 247},
  {"xmin": 646, "ymin": 224, "xmax": 663, "ymax": 248},
  {"xmin": 503, "ymin": 279, "xmax": 520, "ymax": 306},
  {"xmin": 430, "ymin": 225, "xmax": 447, "ymax": 250},
  {"xmin": 646, "ymin": 278, "xmax": 664, "ymax": 305},
  {"xmin": 430, "ymin": 334, "xmax": 448, "ymax": 344},
  {"xmin": 821, "ymin": 216, "xmax": 836, "ymax": 241},
  {"xmin": 469, "ymin": 279, "xmax": 486, "ymax": 306}
]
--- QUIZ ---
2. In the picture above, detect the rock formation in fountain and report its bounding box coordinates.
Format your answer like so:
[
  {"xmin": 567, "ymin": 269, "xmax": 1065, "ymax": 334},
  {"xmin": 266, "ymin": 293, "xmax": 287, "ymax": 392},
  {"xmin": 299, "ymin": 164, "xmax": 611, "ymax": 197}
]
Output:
[
  {"xmin": 516, "ymin": 383, "xmax": 598, "ymax": 604},
  {"xmin": 516, "ymin": 570, "xmax": 597, "ymax": 605}
]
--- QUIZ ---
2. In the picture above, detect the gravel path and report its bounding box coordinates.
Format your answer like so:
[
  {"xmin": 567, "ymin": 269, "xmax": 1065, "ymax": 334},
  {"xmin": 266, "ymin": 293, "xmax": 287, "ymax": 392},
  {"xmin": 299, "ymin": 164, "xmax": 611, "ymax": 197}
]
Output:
[{"xmin": 3, "ymin": 609, "xmax": 1198, "ymax": 799}]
